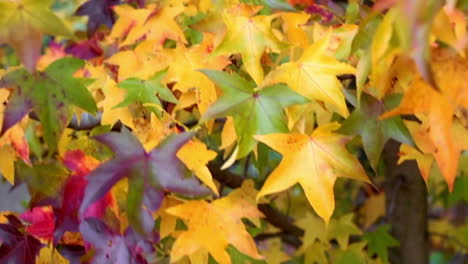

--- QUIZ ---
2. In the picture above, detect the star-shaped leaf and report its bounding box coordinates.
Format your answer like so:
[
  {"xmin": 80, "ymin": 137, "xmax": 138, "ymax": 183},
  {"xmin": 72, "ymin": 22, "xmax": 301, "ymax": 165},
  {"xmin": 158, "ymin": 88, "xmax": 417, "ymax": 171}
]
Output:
[
  {"xmin": 115, "ymin": 68, "xmax": 178, "ymax": 116},
  {"xmin": 75, "ymin": 0, "xmax": 120, "ymax": 37},
  {"xmin": 0, "ymin": 0, "xmax": 71, "ymax": 71},
  {"xmin": 166, "ymin": 180, "xmax": 264, "ymax": 264},
  {"xmin": 0, "ymin": 215, "xmax": 43, "ymax": 264},
  {"xmin": 338, "ymin": 92, "xmax": 414, "ymax": 170},
  {"xmin": 80, "ymin": 129, "xmax": 210, "ymax": 234},
  {"xmin": 264, "ymin": 33, "xmax": 355, "ymax": 117},
  {"xmin": 381, "ymin": 48, "xmax": 468, "ymax": 190},
  {"xmin": 255, "ymin": 123, "xmax": 370, "ymax": 223},
  {"xmin": 199, "ymin": 70, "xmax": 309, "ymax": 159},
  {"xmin": 79, "ymin": 218, "xmax": 156, "ymax": 264},
  {"xmin": 0, "ymin": 57, "xmax": 98, "ymax": 153},
  {"xmin": 363, "ymin": 225, "xmax": 399, "ymax": 263},
  {"xmin": 326, "ymin": 213, "xmax": 362, "ymax": 249},
  {"xmin": 212, "ymin": 11, "xmax": 286, "ymax": 84}
]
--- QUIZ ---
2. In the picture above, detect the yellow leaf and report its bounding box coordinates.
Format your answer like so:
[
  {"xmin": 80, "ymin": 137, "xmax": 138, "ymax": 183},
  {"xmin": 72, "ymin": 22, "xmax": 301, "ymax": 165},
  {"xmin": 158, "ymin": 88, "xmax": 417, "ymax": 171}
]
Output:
[
  {"xmin": 279, "ymin": 12, "xmax": 310, "ymax": 48},
  {"xmin": 98, "ymin": 77, "xmax": 135, "ymax": 130},
  {"xmin": 260, "ymin": 238, "xmax": 290, "ymax": 264},
  {"xmin": 110, "ymin": 4, "xmax": 186, "ymax": 47},
  {"xmin": 154, "ymin": 196, "xmax": 183, "ymax": 239},
  {"xmin": 381, "ymin": 48, "xmax": 468, "ymax": 190},
  {"xmin": 166, "ymin": 180, "xmax": 264, "ymax": 264},
  {"xmin": 255, "ymin": 123, "xmax": 370, "ymax": 223},
  {"xmin": 359, "ymin": 192, "xmax": 386, "ymax": 229},
  {"xmin": 296, "ymin": 212, "xmax": 327, "ymax": 252},
  {"xmin": 177, "ymin": 140, "xmax": 218, "ymax": 195},
  {"xmin": 36, "ymin": 244, "xmax": 69, "ymax": 264},
  {"xmin": 0, "ymin": 146, "xmax": 16, "ymax": 184},
  {"xmin": 213, "ymin": 9, "xmax": 285, "ymax": 84},
  {"xmin": 264, "ymin": 33, "xmax": 354, "ymax": 117},
  {"xmin": 326, "ymin": 213, "xmax": 362, "ymax": 249}
]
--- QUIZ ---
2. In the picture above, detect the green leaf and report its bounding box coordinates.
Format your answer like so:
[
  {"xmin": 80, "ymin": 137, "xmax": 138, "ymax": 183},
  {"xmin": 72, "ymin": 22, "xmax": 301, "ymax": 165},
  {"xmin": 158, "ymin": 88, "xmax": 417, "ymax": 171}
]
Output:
[
  {"xmin": 116, "ymin": 69, "xmax": 177, "ymax": 116},
  {"xmin": 338, "ymin": 92, "xmax": 414, "ymax": 170},
  {"xmin": 45, "ymin": 57, "xmax": 98, "ymax": 113},
  {"xmin": 363, "ymin": 225, "xmax": 400, "ymax": 263},
  {"xmin": 199, "ymin": 70, "xmax": 309, "ymax": 158}
]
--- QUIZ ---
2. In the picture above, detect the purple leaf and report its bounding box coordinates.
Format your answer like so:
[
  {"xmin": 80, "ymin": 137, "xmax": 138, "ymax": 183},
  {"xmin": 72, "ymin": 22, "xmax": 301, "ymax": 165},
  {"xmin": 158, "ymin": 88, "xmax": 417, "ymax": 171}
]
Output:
[
  {"xmin": 0, "ymin": 69, "xmax": 34, "ymax": 136},
  {"xmin": 0, "ymin": 215, "xmax": 43, "ymax": 264},
  {"xmin": 79, "ymin": 218, "xmax": 156, "ymax": 264},
  {"xmin": 80, "ymin": 129, "xmax": 210, "ymax": 234},
  {"xmin": 75, "ymin": 0, "xmax": 121, "ymax": 37}
]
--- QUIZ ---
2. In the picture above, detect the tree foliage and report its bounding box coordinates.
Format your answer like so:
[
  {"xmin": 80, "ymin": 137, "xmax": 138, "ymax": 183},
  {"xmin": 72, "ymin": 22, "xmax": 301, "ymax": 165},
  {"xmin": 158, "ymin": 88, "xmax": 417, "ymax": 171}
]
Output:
[{"xmin": 0, "ymin": 0, "xmax": 467, "ymax": 263}]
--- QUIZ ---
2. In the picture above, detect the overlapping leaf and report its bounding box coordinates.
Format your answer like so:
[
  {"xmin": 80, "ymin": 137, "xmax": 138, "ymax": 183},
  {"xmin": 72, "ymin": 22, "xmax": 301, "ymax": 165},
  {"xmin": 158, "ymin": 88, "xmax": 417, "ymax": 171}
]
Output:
[
  {"xmin": 200, "ymin": 70, "xmax": 309, "ymax": 159},
  {"xmin": 80, "ymin": 129, "xmax": 210, "ymax": 234},
  {"xmin": 255, "ymin": 123, "xmax": 370, "ymax": 223}
]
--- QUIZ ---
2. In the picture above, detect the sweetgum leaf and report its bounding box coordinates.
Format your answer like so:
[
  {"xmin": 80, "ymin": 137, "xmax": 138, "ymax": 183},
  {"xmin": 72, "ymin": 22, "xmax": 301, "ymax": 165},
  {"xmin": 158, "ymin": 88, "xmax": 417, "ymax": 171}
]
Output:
[
  {"xmin": 0, "ymin": 215, "xmax": 43, "ymax": 264},
  {"xmin": 338, "ymin": 92, "xmax": 414, "ymax": 170},
  {"xmin": 80, "ymin": 129, "xmax": 210, "ymax": 234},
  {"xmin": 199, "ymin": 70, "xmax": 309, "ymax": 159},
  {"xmin": 79, "ymin": 218, "xmax": 156, "ymax": 264},
  {"xmin": 75, "ymin": 0, "xmax": 120, "ymax": 37},
  {"xmin": 363, "ymin": 225, "xmax": 399, "ymax": 263},
  {"xmin": 0, "ymin": 57, "xmax": 98, "ymax": 153},
  {"xmin": 116, "ymin": 69, "xmax": 178, "ymax": 116}
]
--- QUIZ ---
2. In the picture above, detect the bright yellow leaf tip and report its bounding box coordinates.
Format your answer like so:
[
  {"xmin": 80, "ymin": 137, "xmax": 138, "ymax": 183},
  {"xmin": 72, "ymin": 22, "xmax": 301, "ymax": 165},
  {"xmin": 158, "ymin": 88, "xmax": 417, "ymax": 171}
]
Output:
[{"xmin": 255, "ymin": 123, "xmax": 370, "ymax": 223}]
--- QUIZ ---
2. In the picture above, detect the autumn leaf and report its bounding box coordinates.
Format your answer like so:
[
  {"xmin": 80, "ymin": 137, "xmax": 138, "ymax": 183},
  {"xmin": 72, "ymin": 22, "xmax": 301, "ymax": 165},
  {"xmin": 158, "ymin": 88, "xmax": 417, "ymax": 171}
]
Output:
[
  {"xmin": 0, "ymin": 0, "xmax": 71, "ymax": 71},
  {"xmin": 381, "ymin": 48, "xmax": 468, "ymax": 190},
  {"xmin": 115, "ymin": 68, "xmax": 178, "ymax": 117},
  {"xmin": 166, "ymin": 180, "xmax": 264, "ymax": 264},
  {"xmin": 0, "ymin": 215, "xmax": 43, "ymax": 264},
  {"xmin": 264, "ymin": 33, "xmax": 355, "ymax": 117},
  {"xmin": 79, "ymin": 218, "xmax": 156, "ymax": 264},
  {"xmin": 327, "ymin": 213, "xmax": 362, "ymax": 249},
  {"xmin": 177, "ymin": 140, "xmax": 218, "ymax": 195},
  {"xmin": 75, "ymin": 0, "xmax": 120, "ymax": 37},
  {"xmin": 19, "ymin": 206, "xmax": 54, "ymax": 241},
  {"xmin": 54, "ymin": 150, "xmax": 113, "ymax": 242},
  {"xmin": 80, "ymin": 129, "xmax": 210, "ymax": 235},
  {"xmin": 338, "ymin": 92, "xmax": 414, "ymax": 170},
  {"xmin": 212, "ymin": 9, "xmax": 286, "ymax": 84},
  {"xmin": 0, "ymin": 58, "xmax": 98, "ymax": 153},
  {"xmin": 200, "ymin": 70, "xmax": 309, "ymax": 159},
  {"xmin": 255, "ymin": 123, "xmax": 370, "ymax": 223}
]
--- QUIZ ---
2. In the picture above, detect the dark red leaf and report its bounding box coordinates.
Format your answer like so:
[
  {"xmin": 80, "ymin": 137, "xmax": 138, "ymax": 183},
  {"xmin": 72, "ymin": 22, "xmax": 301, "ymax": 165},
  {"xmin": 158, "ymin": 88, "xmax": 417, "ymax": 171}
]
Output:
[{"xmin": 0, "ymin": 215, "xmax": 43, "ymax": 264}]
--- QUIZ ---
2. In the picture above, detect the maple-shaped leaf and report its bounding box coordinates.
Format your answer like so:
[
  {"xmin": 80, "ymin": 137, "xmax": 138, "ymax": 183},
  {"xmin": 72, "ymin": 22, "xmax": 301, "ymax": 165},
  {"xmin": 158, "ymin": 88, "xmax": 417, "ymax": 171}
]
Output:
[
  {"xmin": 166, "ymin": 180, "xmax": 264, "ymax": 264},
  {"xmin": 80, "ymin": 129, "xmax": 210, "ymax": 234},
  {"xmin": 0, "ymin": 58, "xmax": 98, "ymax": 153},
  {"xmin": 0, "ymin": 0, "xmax": 71, "ymax": 71},
  {"xmin": 381, "ymin": 48, "xmax": 468, "ymax": 190},
  {"xmin": 177, "ymin": 140, "xmax": 218, "ymax": 195},
  {"xmin": 338, "ymin": 92, "xmax": 414, "ymax": 170},
  {"xmin": 255, "ymin": 123, "xmax": 370, "ymax": 223},
  {"xmin": 65, "ymin": 35, "xmax": 104, "ymax": 60},
  {"xmin": 212, "ymin": 10, "xmax": 286, "ymax": 84},
  {"xmin": 75, "ymin": 0, "xmax": 120, "ymax": 37},
  {"xmin": 54, "ymin": 150, "xmax": 113, "ymax": 242},
  {"xmin": 115, "ymin": 68, "xmax": 178, "ymax": 116},
  {"xmin": 79, "ymin": 218, "xmax": 156, "ymax": 264},
  {"xmin": 363, "ymin": 225, "xmax": 399, "ymax": 263},
  {"xmin": 20, "ymin": 207, "xmax": 55, "ymax": 241},
  {"xmin": 326, "ymin": 213, "xmax": 362, "ymax": 249},
  {"xmin": 0, "ymin": 215, "xmax": 43, "ymax": 264},
  {"xmin": 110, "ymin": 4, "xmax": 186, "ymax": 47},
  {"xmin": 200, "ymin": 70, "xmax": 309, "ymax": 159},
  {"xmin": 264, "ymin": 33, "xmax": 355, "ymax": 117}
]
